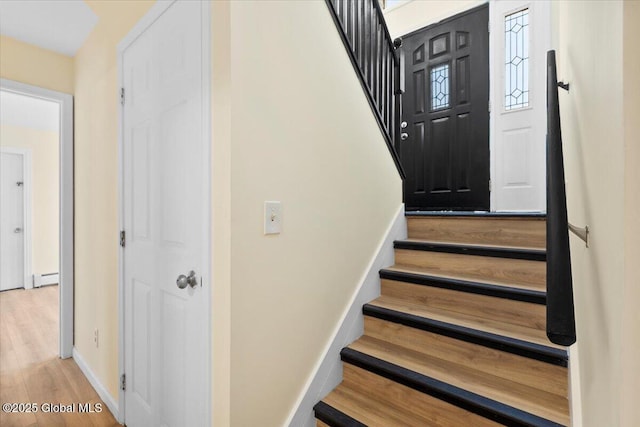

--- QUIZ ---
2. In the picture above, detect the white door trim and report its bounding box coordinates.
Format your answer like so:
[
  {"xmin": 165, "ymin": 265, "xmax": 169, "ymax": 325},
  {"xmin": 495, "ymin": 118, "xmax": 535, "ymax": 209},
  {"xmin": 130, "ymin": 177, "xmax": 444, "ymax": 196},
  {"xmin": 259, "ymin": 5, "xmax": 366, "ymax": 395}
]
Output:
[
  {"xmin": 0, "ymin": 146, "xmax": 33, "ymax": 290},
  {"xmin": 116, "ymin": 1, "xmax": 212, "ymax": 424},
  {"xmin": 488, "ymin": 0, "xmax": 497, "ymax": 211},
  {"xmin": 0, "ymin": 78, "xmax": 74, "ymax": 359}
]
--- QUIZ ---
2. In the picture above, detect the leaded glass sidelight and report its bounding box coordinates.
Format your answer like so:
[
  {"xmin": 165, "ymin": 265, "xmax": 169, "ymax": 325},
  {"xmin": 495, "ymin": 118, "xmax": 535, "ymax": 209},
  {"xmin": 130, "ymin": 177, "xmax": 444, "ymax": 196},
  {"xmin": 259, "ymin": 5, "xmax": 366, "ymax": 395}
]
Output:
[
  {"xmin": 430, "ymin": 63, "xmax": 450, "ymax": 111},
  {"xmin": 505, "ymin": 8, "xmax": 529, "ymax": 110}
]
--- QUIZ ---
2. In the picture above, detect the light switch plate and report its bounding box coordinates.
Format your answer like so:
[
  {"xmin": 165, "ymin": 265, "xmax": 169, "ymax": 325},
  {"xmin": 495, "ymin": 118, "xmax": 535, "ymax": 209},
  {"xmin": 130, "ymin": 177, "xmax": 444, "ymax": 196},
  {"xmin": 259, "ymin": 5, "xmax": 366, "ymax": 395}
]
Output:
[{"xmin": 264, "ymin": 201, "xmax": 282, "ymax": 235}]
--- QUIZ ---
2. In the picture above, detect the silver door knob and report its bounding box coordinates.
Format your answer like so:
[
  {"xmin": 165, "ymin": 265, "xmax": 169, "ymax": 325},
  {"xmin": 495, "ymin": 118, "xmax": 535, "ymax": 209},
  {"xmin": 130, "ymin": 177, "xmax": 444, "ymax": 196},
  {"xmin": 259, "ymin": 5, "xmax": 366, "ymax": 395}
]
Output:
[
  {"xmin": 401, "ymin": 121, "xmax": 408, "ymax": 129},
  {"xmin": 401, "ymin": 132, "xmax": 409, "ymax": 141},
  {"xmin": 14, "ymin": 227, "xmax": 22, "ymax": 233},
  {"xmin": 176, "ymin": 270, "xmax": 198, "ymax": 289}
]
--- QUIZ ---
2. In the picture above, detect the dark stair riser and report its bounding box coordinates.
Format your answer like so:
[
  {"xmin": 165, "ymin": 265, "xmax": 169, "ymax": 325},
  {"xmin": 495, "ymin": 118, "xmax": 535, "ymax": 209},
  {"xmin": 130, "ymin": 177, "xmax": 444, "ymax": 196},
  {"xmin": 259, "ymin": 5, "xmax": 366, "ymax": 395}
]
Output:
[
  {"xmin": 340, "ymin": 348, "xmax": 565, "ymax": 427},
  {"xmin": 394, "ymin": 240, "xmax": 547, "ymax": 261},
  {"xmin": 364, "ymin": 304, "xmax": 568, "ymax": 367},
  {"xmin": 313, "ymin": 401, "xmax": 367, "ymax": 427},
  {"xmin": 405, "ymin": 212, "xmax": 546, "ymax": 218}
]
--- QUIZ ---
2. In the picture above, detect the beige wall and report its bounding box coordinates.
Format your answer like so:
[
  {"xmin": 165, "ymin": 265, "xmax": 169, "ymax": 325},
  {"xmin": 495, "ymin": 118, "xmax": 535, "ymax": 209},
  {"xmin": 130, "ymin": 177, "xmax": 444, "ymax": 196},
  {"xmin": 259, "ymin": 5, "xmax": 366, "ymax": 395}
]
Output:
[
  {"xmin": 0, "ymin": 125, "xmax": 59, "ymax": 275},
  {"xmin": 554, "ymin": 1, "xmax": 639, "ymax": 425},
  {"xmin": 73, "ymin": 0, "xmax": 155, "ymax": 399},
  {"xmin": 227, "ymin": 1, "xmax": 402, "ymax": 425},
  {"xmin": 0, "ymin": 36, "xmax": 74, "ymax": 94},
  {"xmin": 212, "ymin": 1, "xmax": 232, "ymax": 425},
  {"xmin": 383, "ymin": 0, "xmax": 484, "ymax": 38},
  {"xmin": 621, "ymin": 1, "xmax": 640, "ymax": 426},
  {"xmin": 71, "ymin": 0, "xmax": 401, "ymax": 422}
]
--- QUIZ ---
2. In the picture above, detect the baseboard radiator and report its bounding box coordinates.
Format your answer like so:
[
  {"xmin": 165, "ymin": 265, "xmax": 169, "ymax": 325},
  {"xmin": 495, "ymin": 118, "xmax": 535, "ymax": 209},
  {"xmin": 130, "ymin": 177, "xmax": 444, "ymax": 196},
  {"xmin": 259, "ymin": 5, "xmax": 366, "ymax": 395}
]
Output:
[{"xmin": 33, "ymin": 273, "xmax": 59, "ymax": 287}]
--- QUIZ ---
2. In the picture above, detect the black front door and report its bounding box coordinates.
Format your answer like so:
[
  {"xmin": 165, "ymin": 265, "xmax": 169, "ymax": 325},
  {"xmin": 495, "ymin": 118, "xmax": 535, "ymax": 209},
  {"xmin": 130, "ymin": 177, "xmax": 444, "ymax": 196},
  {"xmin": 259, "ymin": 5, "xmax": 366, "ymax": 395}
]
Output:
[{"xmin": 400, "ymin": 4, "xmax": 490, "ymax": 211}]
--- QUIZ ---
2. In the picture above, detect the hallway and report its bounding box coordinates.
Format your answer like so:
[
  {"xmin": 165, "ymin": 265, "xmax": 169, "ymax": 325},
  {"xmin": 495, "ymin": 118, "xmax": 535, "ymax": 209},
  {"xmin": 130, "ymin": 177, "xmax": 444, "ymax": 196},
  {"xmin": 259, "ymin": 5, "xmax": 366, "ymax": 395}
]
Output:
[{"xmin": 0, "ymin": 286, "xmax": 119, "ymax": 427}]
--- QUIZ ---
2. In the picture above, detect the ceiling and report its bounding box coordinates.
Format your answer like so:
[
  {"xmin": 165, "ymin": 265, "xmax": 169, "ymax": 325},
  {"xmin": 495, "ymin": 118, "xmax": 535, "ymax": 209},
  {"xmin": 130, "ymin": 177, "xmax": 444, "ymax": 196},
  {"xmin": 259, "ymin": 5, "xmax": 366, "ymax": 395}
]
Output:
[
  {"xmin": 0, "ymin": 0, "xmax": 98, "ymax": 57},
  {"xmin": 0, "ymin": 90, "xmax": 60, "ymax": 132}
]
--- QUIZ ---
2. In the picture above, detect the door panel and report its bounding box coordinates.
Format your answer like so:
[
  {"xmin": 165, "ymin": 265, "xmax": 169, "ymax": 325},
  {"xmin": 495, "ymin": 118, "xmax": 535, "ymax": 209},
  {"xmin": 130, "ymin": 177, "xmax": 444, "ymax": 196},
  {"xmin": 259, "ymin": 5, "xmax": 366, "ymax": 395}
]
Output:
[
  {"xmin": 0, "ymin": 151, "xmax": 25, "ymax": 291},
  {"xmin": 401, "ymin": 5, "xmax": 490, "ymax": 211},
  {"xmin": 456, "ymin": 112, "xmax": 471, "ymax": 190},
  {"xmin": 429, "ymin": 116, "xmax": 452, "ymax": 192},
  {"xmin": 131, "ymin": 124, "xmax": 151, "ymax": 241},
  {"xmin": 123, "ymin": 2, "xmax": 206, "ymax": 426},
  {"xmin": 131, "ymin": 279, "xmax": 151, "ymax": 408}
]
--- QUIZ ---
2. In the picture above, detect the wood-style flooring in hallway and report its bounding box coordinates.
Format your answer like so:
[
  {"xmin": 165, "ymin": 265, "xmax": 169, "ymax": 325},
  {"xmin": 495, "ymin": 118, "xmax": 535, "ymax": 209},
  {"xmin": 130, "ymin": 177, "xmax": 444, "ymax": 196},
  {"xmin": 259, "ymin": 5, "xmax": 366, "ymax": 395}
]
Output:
[{"xmin": 0, "ymin": 285, "xmax": 120, "ymax": 427}]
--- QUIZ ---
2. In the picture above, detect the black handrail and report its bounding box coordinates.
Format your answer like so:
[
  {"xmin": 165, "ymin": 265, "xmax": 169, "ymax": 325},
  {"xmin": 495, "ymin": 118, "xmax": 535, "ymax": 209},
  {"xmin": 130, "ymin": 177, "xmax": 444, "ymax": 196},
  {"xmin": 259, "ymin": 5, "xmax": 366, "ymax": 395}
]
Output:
[
  {"xmin": 546, "ymin": 50, "xmax": 576, "ymax": 346},
  {"xmin": 325, "ymin": 0, "xmax": 406, "ymax": 179}
]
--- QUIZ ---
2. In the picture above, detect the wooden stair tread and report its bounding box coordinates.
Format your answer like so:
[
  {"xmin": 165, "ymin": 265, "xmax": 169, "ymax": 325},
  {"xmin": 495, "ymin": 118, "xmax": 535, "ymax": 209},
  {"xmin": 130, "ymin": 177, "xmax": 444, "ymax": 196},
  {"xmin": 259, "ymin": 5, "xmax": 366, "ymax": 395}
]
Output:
[
  {"xmin": 322, "ymin": 363, "xmax": 503, "ymax": 427},
  {"xmin": 385, "ymin": 264, "xmax": 545, "ymax": 293},
  {"xmin": 380, "ymin": 279, "xmax": 546, "ymax": 332},
  {"xmin": 369, "ymin": 294, "xmax": 563, "ymax": 350},
  {"xmin": 340, "ymin": 348, "xmax": 566, "ymax": 427},
  {"xmin": 379, "ymin": 268, "xmax": 546, "ymax": 305},
  {"xmin": 348, "ymin": 336, "xmax": 569, "ymax": 425},
  {"xmin": 364, "ymin": 316, "xmax": 568, "ymax": 398},
  {"xmin": 363, "ymin": 304, "xmax": 567, "ymax": 367},
  {"xmin": 394, "ymin": 249, "xmax": 545, "ymax": 290},
  {"xmin": 322, "ymin": 382, "xmax": 432, "ymax": 426},
  {"xmin": 341, "ymin": 364, "xmax": 504, "ymax": 427}
]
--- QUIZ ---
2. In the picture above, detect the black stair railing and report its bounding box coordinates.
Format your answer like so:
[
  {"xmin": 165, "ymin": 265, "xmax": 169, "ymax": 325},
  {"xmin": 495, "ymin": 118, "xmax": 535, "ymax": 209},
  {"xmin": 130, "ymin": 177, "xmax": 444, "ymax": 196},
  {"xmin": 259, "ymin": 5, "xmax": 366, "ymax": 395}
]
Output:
[
  {"xmin": 546, "ymin": 50, "xmax": 576, "ymax": 346},
  {"xmin": 325, "ymin": 0, "xmax": 406, "ymax": 179}
]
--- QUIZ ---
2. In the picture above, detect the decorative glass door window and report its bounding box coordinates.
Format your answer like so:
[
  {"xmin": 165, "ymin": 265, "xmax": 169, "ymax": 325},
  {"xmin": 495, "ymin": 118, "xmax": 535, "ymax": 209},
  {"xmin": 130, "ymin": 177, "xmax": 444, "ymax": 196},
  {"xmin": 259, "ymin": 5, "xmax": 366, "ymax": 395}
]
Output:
[
  {"xmin": 430, "ymin": 63, "xmax": 450, "ymax": 111},
  {"xmin": 504, "ymin": 8, "xmax": 529, "ymax": 110}
]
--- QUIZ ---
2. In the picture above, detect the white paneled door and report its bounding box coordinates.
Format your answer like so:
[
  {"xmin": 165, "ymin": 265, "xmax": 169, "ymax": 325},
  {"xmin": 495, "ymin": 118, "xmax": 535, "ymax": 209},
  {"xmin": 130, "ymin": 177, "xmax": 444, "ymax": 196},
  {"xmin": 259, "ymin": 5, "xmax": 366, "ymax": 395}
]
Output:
[
  {"xmin": 122, "ymin": 2, "xmax": 207, "ymax": 426},
  {"xmin": 0, "ymin": 148, "xmax": 28, "ymax": 291}
]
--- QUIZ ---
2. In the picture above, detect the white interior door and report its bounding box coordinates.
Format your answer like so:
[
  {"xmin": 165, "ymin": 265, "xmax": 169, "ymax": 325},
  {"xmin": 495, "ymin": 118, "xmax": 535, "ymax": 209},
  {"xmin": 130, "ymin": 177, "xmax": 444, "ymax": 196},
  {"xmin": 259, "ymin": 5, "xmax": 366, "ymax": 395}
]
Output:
[
  {"xmin": 490, "ymin": 0, "xmax": 551, "ymax": 211},
  {"xmin": 1, "ymin": 149, "xmax": 27, "ymax": 291},
  {"xmin": 122, "ymin": 2, "xmax": 207, "ymax": 426}
]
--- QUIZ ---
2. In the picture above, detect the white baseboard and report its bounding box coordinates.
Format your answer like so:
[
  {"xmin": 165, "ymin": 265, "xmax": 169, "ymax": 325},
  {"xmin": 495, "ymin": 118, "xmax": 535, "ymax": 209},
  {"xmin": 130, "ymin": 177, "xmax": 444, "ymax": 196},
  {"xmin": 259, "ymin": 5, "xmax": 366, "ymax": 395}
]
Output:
[
  {"xmin": 33, "ymin": 273, "xmax": 59, "ymax": 287},
  {"xmin": 72, "ymin": 347, "xmax": 119, "ymax": 421},
  {"xmin": 285, "ymin": 204, "xmax": 407, "ymax": 427}
]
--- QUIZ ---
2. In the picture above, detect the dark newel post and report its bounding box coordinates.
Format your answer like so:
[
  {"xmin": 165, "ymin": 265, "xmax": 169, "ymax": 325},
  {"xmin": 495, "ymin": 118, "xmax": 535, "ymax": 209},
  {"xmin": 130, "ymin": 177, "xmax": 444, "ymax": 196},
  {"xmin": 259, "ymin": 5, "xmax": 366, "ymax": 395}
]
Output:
[{"xmin": 546, "ymin": 50, "xmax": 576, "ymax": 346}]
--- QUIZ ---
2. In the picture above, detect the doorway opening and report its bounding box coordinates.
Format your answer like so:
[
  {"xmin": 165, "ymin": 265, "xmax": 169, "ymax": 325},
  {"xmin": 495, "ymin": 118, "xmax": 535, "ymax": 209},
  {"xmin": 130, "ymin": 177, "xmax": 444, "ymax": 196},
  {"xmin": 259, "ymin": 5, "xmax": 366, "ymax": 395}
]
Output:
[
  {"xmin": 399, "ymin": 4, "xmax": 490, "ymax": 211},
  {"xmin": 391, "ymin": 0, "xmax": 550, "ymax": 212},
  {"xmin": 0, "ymin": 79, "xmax": 74, "ymax": 359}
]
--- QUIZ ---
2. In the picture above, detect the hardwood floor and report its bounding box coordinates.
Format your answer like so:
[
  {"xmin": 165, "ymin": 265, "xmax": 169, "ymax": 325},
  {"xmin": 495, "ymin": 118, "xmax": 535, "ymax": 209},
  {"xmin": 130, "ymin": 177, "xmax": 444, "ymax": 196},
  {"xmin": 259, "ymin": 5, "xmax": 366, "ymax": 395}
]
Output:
[{"xmin": 0, "ymin": 286, "xmax": 120, "ymax": 427}]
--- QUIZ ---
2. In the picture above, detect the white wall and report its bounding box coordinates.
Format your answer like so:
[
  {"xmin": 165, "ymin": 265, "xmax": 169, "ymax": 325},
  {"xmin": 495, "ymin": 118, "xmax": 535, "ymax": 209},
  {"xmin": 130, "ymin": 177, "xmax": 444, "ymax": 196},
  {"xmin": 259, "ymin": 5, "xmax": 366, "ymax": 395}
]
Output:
[
  {"xmin": 226, "ymin": 1, "xmax": 403, "ymax": 425},
  {"xmin": 553, "ymin": 1, "xmax": 639, "ymax": 425}
]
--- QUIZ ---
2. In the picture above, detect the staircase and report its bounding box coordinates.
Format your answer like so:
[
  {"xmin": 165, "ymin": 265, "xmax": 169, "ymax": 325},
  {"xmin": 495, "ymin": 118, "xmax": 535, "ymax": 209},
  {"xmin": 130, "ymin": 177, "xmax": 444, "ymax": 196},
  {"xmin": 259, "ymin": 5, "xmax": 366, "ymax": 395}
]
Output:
[{"xmin": 314, "ymin": 213, "xmax": 570, "ymax": 427}]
